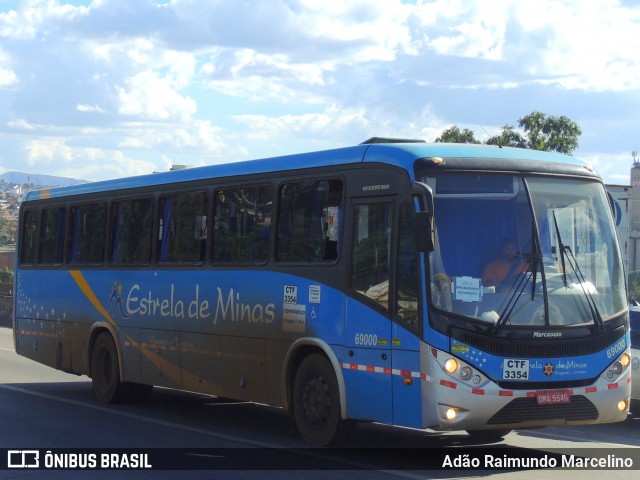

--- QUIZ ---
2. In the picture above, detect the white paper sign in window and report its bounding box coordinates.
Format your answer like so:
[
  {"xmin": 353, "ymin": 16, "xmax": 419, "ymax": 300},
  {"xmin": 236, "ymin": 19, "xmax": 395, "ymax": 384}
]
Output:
[{"xmin": 454, "ymin": 276, "xmax": 482, "ymax": 302}]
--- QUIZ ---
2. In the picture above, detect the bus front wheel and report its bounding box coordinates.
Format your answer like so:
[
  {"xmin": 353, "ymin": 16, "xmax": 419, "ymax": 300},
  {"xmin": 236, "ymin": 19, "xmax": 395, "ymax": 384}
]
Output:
[{"xmin": 292, "ymin": 353, "xmax": 344, "ymax": 447}]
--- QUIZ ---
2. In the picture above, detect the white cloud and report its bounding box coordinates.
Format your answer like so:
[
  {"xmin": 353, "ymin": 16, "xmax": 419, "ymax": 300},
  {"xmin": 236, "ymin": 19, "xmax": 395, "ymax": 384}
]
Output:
[
  {"xmin": 116, "ymin": 70, "xmax": 197, "ymax": 121},
  {"xmin": 117, "ymin": 119, "xmax": 232, "ymax": 155},
  {"xmin": 0, "ymin": 65, "xmax": 17, "ymax": 87},
  {"xmin": 0, "ymin": 48, "xmax": 17, "ymax": 87},
  {"xmin": 24, "ymin": 137, "xmax": 164, "ymax": 180},
  {"xmin": 0, "ymin": 0, "xmax": 638, "ymax": 185},
  {"xmin": 511, "ymin": 0, "xmax": 640, "ymax": 91},
  {"xmin": 76, "ymin": 103, "xmax": 106, "ymax": 113},
  {"xmin": 415, "ymin": 0, "xmax": 509, "ymax": 60},
  {"xmin": 6, "ymin": 119, "xmax": 36, "ymax": 130},
  {"xmin": 233, "ymin": 105, "xmax": 370, "ymax": 141}
]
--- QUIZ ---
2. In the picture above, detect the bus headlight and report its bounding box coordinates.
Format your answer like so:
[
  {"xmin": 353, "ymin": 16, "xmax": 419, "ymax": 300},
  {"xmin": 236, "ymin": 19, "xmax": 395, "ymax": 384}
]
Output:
[
  {"xmin": 620, "ymin": 353, "xmax": 631, "ymax": 368},
  {"xmin": 459, "ymin": 366, "xmax": 472, "ymax": 381},
  {"xmin": 604, "ymin": 351, "xmax": 631, "ymax": 380},
  {"xmin": 612, "ymin": 362, "xmax": 623, "ymax": 376},
  {"xmin": 432, "ymin": 348, "xmax": 489, "ymax": 388},
  {"xmin": 445, "ymin": 358, "xmax": 459, "ymax": 374}
]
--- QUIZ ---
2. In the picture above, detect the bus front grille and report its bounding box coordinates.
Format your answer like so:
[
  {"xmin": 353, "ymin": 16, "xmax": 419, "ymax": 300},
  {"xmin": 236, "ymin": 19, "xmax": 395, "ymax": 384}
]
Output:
[
  {"xmin": 487, "ymin": 395, "xmax": 598, "ymax": 425},
  {"xmin": 450, "ymin": 325, "xmax": 626, "ymax": 358}
]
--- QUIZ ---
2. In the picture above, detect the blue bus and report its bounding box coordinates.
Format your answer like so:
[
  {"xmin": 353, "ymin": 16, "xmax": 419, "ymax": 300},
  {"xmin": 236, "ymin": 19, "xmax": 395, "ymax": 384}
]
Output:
[{"xmin": 14, "ymin": 138, "xmax": 631, "ymax": 446}]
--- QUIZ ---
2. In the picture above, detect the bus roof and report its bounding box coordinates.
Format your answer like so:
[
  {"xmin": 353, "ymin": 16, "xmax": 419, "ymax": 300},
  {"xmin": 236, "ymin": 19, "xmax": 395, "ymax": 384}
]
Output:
[{"xmin": 24, "ymin": 141, "xmax": 593, "ymax": 202}]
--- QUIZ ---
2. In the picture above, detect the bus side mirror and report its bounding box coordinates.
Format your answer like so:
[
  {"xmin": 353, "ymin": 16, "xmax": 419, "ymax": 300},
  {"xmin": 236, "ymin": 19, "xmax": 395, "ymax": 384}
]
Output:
[
  {"xmin": 412, "ymin": 181, "xmax": 435, "ymax": 253},
  {"xmin": 415, "ymin": 211, "xmax": 434, "ymax": 253}
]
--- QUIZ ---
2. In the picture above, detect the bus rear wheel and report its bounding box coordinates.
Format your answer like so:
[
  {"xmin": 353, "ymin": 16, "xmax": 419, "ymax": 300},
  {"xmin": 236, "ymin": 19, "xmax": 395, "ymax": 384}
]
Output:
[
  {"xmin": 292, "ymin": 353, "xmax": 344, "ymax": 447},
  {"xmin": 91, "ymin": 332, "xmax": 153, "ymax": 404}
]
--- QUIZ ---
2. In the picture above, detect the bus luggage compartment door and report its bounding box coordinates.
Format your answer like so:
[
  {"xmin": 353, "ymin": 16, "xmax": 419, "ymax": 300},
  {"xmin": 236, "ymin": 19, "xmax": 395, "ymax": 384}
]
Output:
[{"xmin": 220, "ymin": 336, "xmax": 267, "ymax": 403}]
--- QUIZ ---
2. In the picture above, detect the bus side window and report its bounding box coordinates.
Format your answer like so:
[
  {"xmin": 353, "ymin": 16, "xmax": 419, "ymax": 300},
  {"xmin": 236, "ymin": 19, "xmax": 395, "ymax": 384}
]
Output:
[
  {"xmin": 276, "ymin": 179, "xmax": 343, "ymax": 262},
  {"xmin": 213, "ymin": 186, "xmax": 272, "ymax": 263},
  {"xmin": 20, "ymin": 209, "xmax": 38, "ymax": 265},
  {"xmin": 110, "ymin": 198, "xmax": 153, "ymax": 265},
  {"xmin": 350, "ymin": 202, "xmax": 391, "ymax": 311},
  {"xmin": 68, "ymin": 203, "xmax": 107, "ymax": 264},
  {"xmin": 39, "ymin": 207, "xmax": 66, "ymax": 265},
  {"xmin": 158, "ymin": 191, "xmax": 208, "ymax": 263}
]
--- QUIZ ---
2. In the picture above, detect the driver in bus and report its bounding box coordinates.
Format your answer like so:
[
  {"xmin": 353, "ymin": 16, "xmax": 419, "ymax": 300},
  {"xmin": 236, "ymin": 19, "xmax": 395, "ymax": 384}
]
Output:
[{"xmin": 482, "ymin": 238, "xmax": 528, "ymax": 290}]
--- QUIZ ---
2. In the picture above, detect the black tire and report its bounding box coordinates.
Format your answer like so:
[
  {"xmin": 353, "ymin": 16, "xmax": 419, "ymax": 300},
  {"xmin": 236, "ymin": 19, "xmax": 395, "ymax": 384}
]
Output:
[
  {"xmin": 292, "ymin": 353, "xmax": 344, "ymax": 447},
  {"xmin": 91, "ymin": 332, "xmax": 128, "ymax": 403},
  {"xmin": 466, "ymin": 429, "xmax": 511, "ymax": 442}
]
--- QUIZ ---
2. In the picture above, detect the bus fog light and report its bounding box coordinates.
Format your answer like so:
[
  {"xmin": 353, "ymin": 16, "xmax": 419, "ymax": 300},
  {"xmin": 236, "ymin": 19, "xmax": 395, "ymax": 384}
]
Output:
[
  {"xmin": 446, "ymin": 408, "xmax": 458, "ymax": 421},
  {"xmin": 618, "ymin": 399, "xmax": 628, "ymax": 412},
  {"xmin": 472, "ymin": 375, "xmax": 482, "ymax": 385},
  {"xmin": 445, "ymin": 358, "xmax": 459, "ymax": 374},
  {"xmin": 459, "ymin": 366, "xmax": 472, "ymax": 381}
]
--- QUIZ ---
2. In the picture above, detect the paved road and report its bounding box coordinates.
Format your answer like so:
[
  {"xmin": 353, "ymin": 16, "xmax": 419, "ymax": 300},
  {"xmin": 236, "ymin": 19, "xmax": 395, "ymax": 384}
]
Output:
[{"xmin": 1, "ymin": 326, "xmax": 639, "ymax": 479}]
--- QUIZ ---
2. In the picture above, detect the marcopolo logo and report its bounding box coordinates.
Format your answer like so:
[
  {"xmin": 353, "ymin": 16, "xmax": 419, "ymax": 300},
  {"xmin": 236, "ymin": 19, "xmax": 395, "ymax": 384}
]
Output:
[
  {"xmin": 8, "ymin": 450, "xmax": 39, "ymax": 468},
  {"xmin": 532, "ymin": 331, "xmax": 562, "ymax": 338}
]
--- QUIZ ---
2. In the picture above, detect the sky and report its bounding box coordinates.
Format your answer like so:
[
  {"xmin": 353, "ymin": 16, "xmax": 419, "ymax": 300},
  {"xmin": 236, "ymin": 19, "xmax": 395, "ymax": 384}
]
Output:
[{"xmin": 1, "ymin": 0, "xmax": 640, "ymax": 185}]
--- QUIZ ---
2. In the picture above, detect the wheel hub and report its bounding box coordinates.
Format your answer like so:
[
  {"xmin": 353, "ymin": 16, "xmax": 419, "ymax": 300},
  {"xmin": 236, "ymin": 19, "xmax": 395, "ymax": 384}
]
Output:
[{"xmin": 301, "ymin": 375, "xmax": 330, "ymax": 425}]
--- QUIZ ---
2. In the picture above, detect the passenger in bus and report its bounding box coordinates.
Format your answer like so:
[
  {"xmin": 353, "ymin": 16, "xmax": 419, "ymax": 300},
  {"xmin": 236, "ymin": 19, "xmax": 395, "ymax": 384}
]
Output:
[{"xmin": 482, "ymin": 238, "xmax": 527, "ymax": 289}]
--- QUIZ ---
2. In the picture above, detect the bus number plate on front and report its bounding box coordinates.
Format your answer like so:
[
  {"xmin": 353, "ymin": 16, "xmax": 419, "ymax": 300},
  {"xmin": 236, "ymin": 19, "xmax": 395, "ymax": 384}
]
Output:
[
  {"xmin": 502, "ymin": 359, "xmax": 529, "ymax": 380},
  {"xmin": 535, "ymin": 389, "xmax": 571, "ymax": 405}
]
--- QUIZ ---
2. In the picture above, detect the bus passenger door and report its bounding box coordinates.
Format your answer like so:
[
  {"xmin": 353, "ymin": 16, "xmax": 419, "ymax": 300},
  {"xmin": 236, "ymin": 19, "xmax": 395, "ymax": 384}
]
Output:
[
  {"xmin": 391, "ymin": 203, "xmax": 424, "ymax": 428},
  {"xmin": 344, "ymin": 199, "xmax": 393, "ymax": 424}
]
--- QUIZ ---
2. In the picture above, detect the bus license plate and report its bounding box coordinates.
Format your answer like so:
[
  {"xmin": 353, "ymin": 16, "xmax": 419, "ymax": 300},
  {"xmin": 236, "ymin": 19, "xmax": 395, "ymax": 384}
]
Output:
[
  {"xmin": 502, "ymin": 359, "xmax": 529, "ymax": 380},
  {"xmin": 535, "ymin": 389, "xmax": 571, "ymax": 405}
]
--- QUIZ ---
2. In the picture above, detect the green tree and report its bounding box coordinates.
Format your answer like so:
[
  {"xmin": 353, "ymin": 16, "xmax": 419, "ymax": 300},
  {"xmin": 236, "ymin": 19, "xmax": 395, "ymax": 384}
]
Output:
[
  {"xmin": 434, "ymin": 126, "xmax": 481, "ymax": 144},
  {"xmin": 436, "ymin": 111, "xmax": 582, "ymax": 155},
  {"xmin": 486, "ymin": 125, "xmax": 527, "ymax": 149},
  {"xmin": 518, "ymin": 111, "xmax": 581, "ymax": 155}
]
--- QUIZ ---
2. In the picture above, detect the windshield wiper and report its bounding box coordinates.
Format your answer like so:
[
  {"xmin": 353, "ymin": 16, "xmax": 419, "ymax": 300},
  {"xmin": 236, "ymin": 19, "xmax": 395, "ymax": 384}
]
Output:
[
  {"xmin": 562, "ymin": 244, "xmax": 605, "ymax": 331},
  {"xmin": 492, "ymin": 252, "xmax": 537, "ymax": 333},
  {"xmin": 552, "ymin": 212, "xmax": 569, "ymax": 288},
  {"xmin": 551, "ymin": 212, "xmax": 604, "ymax": 331},
  {"xmin": 526, "ymin": 227, "xmax": 543, "ymax": 302}
]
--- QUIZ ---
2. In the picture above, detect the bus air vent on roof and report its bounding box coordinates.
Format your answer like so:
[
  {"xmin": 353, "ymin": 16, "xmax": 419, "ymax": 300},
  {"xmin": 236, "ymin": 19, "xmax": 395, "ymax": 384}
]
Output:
[{"xmin": 360, "ymin": 137, "xmax": 426, "ymax": 145}]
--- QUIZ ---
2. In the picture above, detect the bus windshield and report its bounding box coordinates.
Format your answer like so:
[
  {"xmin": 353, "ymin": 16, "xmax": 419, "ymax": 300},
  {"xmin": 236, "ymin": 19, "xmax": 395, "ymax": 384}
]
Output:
[{"xmin": 426, "ymin": 173, "xmax": 626, "ymax": 328}]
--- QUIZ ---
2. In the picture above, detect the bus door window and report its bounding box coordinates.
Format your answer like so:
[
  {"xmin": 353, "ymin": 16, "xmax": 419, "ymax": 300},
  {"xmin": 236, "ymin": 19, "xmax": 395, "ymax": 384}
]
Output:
[
  {"xmin": 158, "ymin": 191, "xmax": 208, "ymax": 263},
  {"xmin": 109, "ymin": 198, "xmax": 153, "ymax": 265},
  {"xmin": 68, "ymin": 203, "xmax": 107, "ymax": 264},
  {"xmin": 350, "ymin": 202, "xmax": 391, "ymax": 311},
  {"xmin": 213, "ymin": 186, "xmax": 273, "ymax": 263},
  {"xmin": 276, "ymin": 179, "xmax": 343, "ymax": 262},
  {"xmin": 20, "ymin": 209, "xmax": 38, "ymax": 265},
  {"xmin": 396, "ymin": 204, "xmax": 419, "ymax": 329}
]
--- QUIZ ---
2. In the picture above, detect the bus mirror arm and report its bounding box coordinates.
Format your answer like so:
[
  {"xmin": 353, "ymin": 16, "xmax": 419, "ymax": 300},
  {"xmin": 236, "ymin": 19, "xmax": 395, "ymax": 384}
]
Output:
[
  {"xmin": 606, "ymin": 191, "xmax": 616, "ymax": 222},
  {"xmin": 412, "ymin": 181, "xmax": 435, "ymax": 252},
  {"xmin": 415, "ymin": 211, "xmax": 434, "ymax": 252}
]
